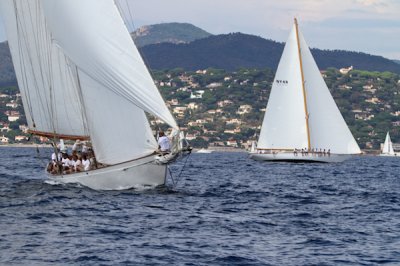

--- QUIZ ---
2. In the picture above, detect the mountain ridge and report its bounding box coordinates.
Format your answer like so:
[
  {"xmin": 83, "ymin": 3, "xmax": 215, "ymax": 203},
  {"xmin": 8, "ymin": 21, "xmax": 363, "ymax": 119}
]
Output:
[
  {"xmin": 131, "ymin": 22, "xmax": 212, "ymax": 47},
  {"xmin": 140, "ymin": 32, "xmax": 400, "ymax": 73},
  {"xmin": 1, "ymin": 22, "xmax": 400, "ymax": 86}
]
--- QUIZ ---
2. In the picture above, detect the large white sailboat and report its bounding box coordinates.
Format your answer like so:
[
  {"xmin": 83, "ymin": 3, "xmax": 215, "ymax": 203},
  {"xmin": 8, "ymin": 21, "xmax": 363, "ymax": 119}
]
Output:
[
  {"xmin": 250, "ymin": 19, "xmax": 361, "ymax": 163},
  {"xmin": 380, "ymin": 132, "xmax": 398, "ymax": 156},
  {"xmin": 0, "ymin": 0, "xmax": 189, "ymax": 190}
]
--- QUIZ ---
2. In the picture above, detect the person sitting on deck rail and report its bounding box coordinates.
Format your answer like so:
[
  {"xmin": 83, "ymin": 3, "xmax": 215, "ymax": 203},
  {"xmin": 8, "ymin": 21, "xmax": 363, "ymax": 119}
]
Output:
[{"xmin": 158, "ymin": 131, "xmax": 171, "ymax": 154}]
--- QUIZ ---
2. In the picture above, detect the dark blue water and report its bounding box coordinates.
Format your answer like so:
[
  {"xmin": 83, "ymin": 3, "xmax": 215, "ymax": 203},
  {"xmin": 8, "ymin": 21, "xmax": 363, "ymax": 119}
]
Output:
[{"xmin": 0, "ymin": 147, "xmax": 399, "ymax": 265}]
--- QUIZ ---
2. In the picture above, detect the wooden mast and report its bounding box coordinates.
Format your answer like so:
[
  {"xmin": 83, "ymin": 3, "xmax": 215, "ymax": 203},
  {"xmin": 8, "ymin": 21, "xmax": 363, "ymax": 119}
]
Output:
[{"xmin": 294, "ymin": 18, "xmax": 311, "ymax": 150}]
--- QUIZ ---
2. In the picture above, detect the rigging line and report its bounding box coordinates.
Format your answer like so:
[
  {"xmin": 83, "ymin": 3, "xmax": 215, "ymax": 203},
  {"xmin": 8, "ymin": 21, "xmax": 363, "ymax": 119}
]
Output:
[
  {"xmin": 17, "ymin": 2, "xmax": 54, "ymax": 131},
  {"xmin": 12, "ymin": 1, "xmax": 35, "ymax": 122},
  {"xmin": 64, "ymin": 59, "xmax": 89, "ymax": 137},
  {"xmin": 170, "ymin": 153, "xmax": 191, "ymax": 188},
  {"xmin": 124, "ymin": 0, "xmax": 137, "ymax": 35},
  {"xmin": 74, "ymin": 65, "xmax": 92, "ymax": 138},
  {"xmin": 39, "ymin": 2, "xmax": 59, "ymax": 135},
  {"xmin": 35, "ymin": 1, "xmax": 58, "ymax": 134},
  {"xmin": 24, "ymin": 2, "xmax": 52, "ymax": 125},
  {"xmin": 167, "ymin": 166, "xmax": 176, "ymax": 187},
  {"xmin": 116, "ymin": 0, "xmax": 173, "ymax": 120}
]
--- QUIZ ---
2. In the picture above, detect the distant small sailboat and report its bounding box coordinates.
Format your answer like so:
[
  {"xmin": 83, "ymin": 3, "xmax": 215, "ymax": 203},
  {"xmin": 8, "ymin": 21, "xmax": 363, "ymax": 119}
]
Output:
[
  {"xmin": 250, "ymin": 141, "xmax": 256, "ymax": 153},
  {"xmin": 250, "ymin": 19, "xmax": 361, "ymax": 163},
  {"xmin": 197, "ymin": 148, "xmax": 213, "ymax": 154},
  {"xmin": 380, "ymin": 132, "xmax": 398, "ymax": 156}
]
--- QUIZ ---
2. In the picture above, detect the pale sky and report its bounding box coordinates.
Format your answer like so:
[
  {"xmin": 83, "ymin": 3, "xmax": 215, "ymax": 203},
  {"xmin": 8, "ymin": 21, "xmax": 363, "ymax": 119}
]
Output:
[{"xmin": 1, "ymin": 0, "xmax": 400, "ymax": 59}]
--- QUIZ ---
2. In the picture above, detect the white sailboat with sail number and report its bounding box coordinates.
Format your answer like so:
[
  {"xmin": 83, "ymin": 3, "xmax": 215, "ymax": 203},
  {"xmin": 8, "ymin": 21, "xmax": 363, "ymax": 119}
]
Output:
[
  {"xmin": 0, "ymin": 0, "xmax": 190, "ymax": 190},
  {"xmin": 250, "ymin": 19, "xmax": 361, "ymax": 163}
]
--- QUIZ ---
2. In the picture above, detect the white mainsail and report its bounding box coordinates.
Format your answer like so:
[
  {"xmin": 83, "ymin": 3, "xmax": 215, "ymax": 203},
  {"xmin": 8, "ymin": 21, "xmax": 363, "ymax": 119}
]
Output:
[
  {"xmin": 0, "ymin": 0, "xmax": 87, "ymax": 138},
  {"xmin": 41, "ymin": 0, "xmax": 178, "ymax": 130},
  {"xmin": 382, "ymin": 132, "xmax": 395, "ymax": 155},
  {"xmin": 1, "ymin": 0, "xmax": 178, "ymax": 165},
  {"xmin": 257, "ymin": 20, "xmax": 360, "ymax": 155},
  {"xmin": 258, "ymin": 25, "xmax": 308, "ymax": 150}
]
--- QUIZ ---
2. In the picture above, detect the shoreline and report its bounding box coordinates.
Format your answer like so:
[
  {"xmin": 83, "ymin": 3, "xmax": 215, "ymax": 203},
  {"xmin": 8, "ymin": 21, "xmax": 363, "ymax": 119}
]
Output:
[
  {"xmin": 0, "ymin": 144, "xmax": 383, "ymax": 154},
  {"xmin": 0, "ymin": 143, "xmax": 52, "ymax": 148}
]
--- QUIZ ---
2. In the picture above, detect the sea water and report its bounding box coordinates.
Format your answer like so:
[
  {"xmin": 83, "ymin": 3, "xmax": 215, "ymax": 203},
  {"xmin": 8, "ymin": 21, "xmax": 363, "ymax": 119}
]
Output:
[{"xmin": 0, "ymin": 147, "xmax": 399, "ymax": 265}]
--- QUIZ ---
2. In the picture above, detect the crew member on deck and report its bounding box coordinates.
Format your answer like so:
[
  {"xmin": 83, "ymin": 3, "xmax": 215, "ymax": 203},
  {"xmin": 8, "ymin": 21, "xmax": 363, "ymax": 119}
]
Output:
[
  {"xmin": 158, "ymin": 131, "xmax": 171, "ymax": 154},
  {"xmin": 72, "ymin": 139, "xmax": 83, "ymax": 154}
]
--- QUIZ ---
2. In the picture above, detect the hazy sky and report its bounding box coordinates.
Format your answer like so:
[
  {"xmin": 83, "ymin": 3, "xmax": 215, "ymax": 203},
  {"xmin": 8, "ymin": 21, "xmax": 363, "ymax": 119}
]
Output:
[{"xmin": 1, "ymin": 0, "xmax": 399, "ymax": 59}]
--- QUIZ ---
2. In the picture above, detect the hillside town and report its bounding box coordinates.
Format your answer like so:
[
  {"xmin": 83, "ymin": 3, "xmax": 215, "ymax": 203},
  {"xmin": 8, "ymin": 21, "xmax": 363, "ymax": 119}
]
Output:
[{"xmin": 0, "ymin": 67, "xmax": 400, "ymax": 151}]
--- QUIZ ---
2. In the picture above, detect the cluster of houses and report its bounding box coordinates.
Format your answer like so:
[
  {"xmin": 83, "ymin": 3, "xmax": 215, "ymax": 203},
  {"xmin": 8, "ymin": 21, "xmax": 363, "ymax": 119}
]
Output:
[
  {"xmin": 1, "ymin": 66, "xmax": 400, "ymax": 149},
  {"xmin": 0, "ymin": 92, "xmax": 33, "ymax": 144},
  {"xmin": 151, "ymin": 67, "xmax": 400, "ymax": 149}
]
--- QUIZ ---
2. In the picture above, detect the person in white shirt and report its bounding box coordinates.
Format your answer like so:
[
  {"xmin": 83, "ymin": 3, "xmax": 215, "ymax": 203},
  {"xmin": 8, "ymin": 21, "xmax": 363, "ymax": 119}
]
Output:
[
  {"xmin": 51, "ymin": 151, "xmax": 62, "ymax": 162},
  {"xmin": 158, "ymin": 131, "xmax": 171, "ymax": 154},
  {"xmin": 71, "ymin": 154, "xmax": 83, "ymax": 172},
  {"xmin": 51, "ymin": 144, "xmax": 62, "ymax": 162},
  {"xmin": 81, "ymin": 154, "xmax": 91, "ymax": 171}
]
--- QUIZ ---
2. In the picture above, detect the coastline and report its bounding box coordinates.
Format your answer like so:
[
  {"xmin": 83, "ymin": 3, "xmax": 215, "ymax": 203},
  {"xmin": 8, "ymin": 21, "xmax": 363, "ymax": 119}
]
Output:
[
  {"xmin": 0, "ymin": 144, "xmax": 383, "ymax": 154},
  {"xmin": 0, "ymin": 143, "xmax": 52, "ymax": 148}
]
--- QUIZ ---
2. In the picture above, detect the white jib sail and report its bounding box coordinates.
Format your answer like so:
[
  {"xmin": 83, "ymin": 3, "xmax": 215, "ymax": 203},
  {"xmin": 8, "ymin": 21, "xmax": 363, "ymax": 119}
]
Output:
[
  {"xmin": 77, "ymin": 71, "xmax": 157, "ymax": 165},
  {"xmin": 0, "ymin": 0, "xmax": 87, "ymax": 137},
  {"xmin": 382, "ymin": 132, "xmax": 395, "ymax": 155},
  {"xmin": 41, "ymin": 0, "xmax": 178, "ymax": 130},
  {"xmin": 298, "ymin": 30, "xmax": 361, "ymax": 154},
  {"xmin": 257, "ymin": 25, "xmax": 308, "ymax": 150}
]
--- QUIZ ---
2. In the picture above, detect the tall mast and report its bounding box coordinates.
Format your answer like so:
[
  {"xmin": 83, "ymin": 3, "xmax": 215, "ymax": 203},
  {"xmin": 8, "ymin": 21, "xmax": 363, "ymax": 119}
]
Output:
[{"xmin": 294, "ymin": 18, "xmax": 311, "ymax": 150}]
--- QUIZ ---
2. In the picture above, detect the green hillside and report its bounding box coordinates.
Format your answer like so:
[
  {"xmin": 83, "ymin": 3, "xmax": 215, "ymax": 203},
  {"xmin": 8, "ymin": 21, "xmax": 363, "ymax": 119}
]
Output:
[
  {"xmin": 132, "ymin": 22, "xmax": 212, "ymax": 47},
  {"xmin": 0, "ymin": 42, "xmax": 16, "ymax": 86},
  {"xmin": 1, "ymin": 68, "xmax": 399, "ymax": 151},
  {"xmin": 140, "ymin": 33, "xmax": 400, "ymax": 74}
]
